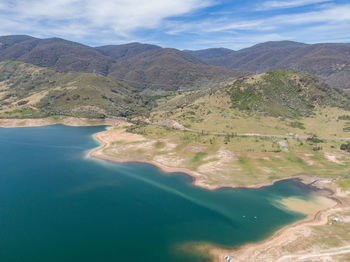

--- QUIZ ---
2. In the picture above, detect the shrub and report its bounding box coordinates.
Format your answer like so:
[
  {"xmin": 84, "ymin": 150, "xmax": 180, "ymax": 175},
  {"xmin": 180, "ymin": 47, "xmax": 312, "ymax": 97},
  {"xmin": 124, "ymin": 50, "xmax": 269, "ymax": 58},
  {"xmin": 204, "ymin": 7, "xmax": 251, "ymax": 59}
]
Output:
[
  {"xmin": 340, "ymin": 143, "xmax": 350, "ymax": 152},
  {"xmin": 289, "ymin": 121, "xmax": 305, "ymax": 129}
]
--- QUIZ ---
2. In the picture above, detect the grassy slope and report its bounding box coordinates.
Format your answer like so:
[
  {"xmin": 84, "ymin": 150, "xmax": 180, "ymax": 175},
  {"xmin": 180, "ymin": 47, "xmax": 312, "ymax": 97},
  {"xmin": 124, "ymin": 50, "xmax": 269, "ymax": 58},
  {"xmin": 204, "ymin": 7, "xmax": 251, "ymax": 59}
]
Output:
[
  {"xmin": 151, "ymin": 71, "xmax": 350, "ymax": 138},
  {"xmin": 101, "ymin": 70, "xmax": 350, "ymax": 188},
  {"xmin": 115, "ymin": 124, "xmax": 350, "ymax": 187},
  {"xmin": 0, "ymin": 60, "xmax": 147, "ymax": 118}
]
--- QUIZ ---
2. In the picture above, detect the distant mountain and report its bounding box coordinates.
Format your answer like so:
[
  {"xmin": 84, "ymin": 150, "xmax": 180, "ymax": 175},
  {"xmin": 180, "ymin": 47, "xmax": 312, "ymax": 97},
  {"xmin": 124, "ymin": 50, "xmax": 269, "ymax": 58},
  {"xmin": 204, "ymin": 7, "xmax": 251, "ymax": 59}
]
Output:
[
  {"xmin": 0, "ymin": 35, "xmax": 238, "ymax": 91},
  {"xmin": 191, "ymin": 41, "xmax": 350, "ymax": 89},
  {"xmin": 3, "ymin": 35, "xmax": 350, "ymax": 90},
  {"xmin": 96, "ymin": 43, "xmax": 161, "ymax": 61},
  {"xmin": 185, "ymin": 48, "xmax": 235, "ymax": 60},
  {"xmin": 0, "ymin": 35, "xmax": 113, "ymax": 75},
  {"xmin": 0, "ymin": 61, "xmax": 147, "ymax": 118},
  {"xmin": 107, "ymin": 47, "xmax": 238, "ymax": 91}
]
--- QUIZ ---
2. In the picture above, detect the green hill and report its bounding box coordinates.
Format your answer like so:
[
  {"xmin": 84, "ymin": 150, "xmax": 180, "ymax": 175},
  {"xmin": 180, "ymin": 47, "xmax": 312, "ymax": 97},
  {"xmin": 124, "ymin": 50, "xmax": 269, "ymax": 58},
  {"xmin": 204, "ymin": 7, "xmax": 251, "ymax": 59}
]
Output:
[
  {"xmin": 0, "ymin": 61, "xmax": 147, "ymax": 118},
  {"xmin": 150, "ymin": 70, "xmax": 350, "ymax": 137},
  {"xmin": 153, "ymin": 70, "xmax": 350, "ymax": 119},
  {"xmin": 227, "ymin": 70, "xmax": 350, "ymax": 118}
]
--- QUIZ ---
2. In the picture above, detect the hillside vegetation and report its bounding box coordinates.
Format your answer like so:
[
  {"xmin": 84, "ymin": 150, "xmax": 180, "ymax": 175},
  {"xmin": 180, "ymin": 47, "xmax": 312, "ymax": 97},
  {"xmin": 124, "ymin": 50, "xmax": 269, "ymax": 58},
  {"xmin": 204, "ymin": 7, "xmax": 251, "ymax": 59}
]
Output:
[
  {"xmin": 0, "ymin": 61, "xmax": 147, "ymax": 118},
  {"xmin": 152, "ymin": 70, "xmax": 350, "ymax": 122},
  {"xmin": 227, "ymin": 70, "xmax": 350, "ymax": 117},
  {"xmin": 125, "ymin": 70, "xmax": 350, "ymax": 187}
]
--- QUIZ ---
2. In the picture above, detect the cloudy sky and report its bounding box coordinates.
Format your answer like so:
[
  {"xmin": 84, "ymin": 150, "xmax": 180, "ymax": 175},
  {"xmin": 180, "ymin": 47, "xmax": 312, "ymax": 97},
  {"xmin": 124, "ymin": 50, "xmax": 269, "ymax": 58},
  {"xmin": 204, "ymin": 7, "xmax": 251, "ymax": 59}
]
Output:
[{"xmin": 0, "ymin": 0, "xmax": 349, "ymax": 50}]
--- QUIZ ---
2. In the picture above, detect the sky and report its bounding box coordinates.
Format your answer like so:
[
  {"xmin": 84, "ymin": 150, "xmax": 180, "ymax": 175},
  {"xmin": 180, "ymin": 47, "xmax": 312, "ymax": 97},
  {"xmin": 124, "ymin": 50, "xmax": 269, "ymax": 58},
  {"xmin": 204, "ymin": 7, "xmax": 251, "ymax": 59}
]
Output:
[{"xmin": 0, "ymin": 0, "xmax": 350, "ymax": 50}]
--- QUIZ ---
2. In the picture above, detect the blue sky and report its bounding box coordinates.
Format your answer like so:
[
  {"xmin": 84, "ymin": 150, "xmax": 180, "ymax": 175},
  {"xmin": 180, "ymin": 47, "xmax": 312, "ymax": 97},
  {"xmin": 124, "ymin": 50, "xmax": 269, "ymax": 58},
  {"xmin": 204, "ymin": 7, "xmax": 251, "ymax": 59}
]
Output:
[{"xmin": 0, "ymin": 0, "xmax": 350, "ymax": 50}]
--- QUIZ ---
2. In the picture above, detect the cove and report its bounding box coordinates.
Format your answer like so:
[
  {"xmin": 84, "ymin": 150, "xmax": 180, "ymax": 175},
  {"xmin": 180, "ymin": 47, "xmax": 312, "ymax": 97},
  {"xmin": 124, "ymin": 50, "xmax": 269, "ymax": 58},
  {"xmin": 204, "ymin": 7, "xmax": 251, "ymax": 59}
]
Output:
[{"xmin": 0, "ymin": 125, "xmax": 317, "ymax": 261}]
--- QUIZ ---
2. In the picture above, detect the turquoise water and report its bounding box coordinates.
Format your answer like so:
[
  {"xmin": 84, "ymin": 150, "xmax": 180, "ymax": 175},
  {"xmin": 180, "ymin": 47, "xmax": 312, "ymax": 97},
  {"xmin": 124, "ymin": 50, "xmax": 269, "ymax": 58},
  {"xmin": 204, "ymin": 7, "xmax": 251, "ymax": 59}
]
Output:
[{"xmin": 0, "ymin": 125, "xmax": 314, "ymax": 261}]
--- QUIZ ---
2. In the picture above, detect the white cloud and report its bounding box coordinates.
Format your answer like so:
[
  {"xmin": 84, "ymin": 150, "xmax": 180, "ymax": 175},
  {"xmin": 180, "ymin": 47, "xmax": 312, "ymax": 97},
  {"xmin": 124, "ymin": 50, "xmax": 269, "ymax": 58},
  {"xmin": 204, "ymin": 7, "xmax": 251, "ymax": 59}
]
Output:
[
  {"xmin": 0, "ymin": 0, "xmax": 214, "ymax": 37},
  {"xmin": 267, "ymin": 4, "xmax": 350, "ymax": 24},
  {"xmin": 169, "ymin": 4, "xmax": 350, "ymax": 34},
  {"xmin": 162, "ymin": 3, "xmax": 350, "ymax": 49},
  {"xmin": 0, "ymin": 0, "xmax": 348, "ymax": 50},
  {"xmin": 258, "ymin": 0, "xmax": 332, "ymax": 10}
]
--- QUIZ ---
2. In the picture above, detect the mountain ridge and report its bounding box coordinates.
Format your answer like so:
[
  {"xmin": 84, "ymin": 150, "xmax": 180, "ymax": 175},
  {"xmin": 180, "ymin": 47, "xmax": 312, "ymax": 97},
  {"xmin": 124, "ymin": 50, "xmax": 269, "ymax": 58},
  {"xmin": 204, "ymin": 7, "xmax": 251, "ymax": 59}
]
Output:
[
  {"xmin": 0, "ymin": 35, "xmax": 237, "ymax": 92},
  {"xmin": 187, "ymin": 41, "xmax": 350, "ymax": 89},
  {"xmin": 2, "ymin": 35, "xmax": 350, "ymax": 90}
]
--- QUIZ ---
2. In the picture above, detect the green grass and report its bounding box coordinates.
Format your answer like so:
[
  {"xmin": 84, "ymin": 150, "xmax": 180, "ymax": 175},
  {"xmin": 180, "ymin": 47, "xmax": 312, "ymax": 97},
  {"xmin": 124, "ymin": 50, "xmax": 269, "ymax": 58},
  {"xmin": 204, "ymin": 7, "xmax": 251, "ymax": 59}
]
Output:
[
  {"xmin": 307, "ymin": 137, "xmax": 324, "ymax": 144},
  {"xmin": 4, "ymin": 108, "xmax": 33, "ymax": 116},
  {"xmin": 228, "ymin": 85, "xmax": 263, "ymax": 111},
  {"xmin": 191, "ymin": 152, "xmax": 207, "ymax": 163},
  {"xmin": 289, "ymin": 121, "xmax": 305, "ymax": 129},
  {"xmin": 338, "ymin": 115, "xmax": 350, "ymax": 120},
  {"xmin": 154, "ymin": 141, "xmax": 165, "ymax": 149}
]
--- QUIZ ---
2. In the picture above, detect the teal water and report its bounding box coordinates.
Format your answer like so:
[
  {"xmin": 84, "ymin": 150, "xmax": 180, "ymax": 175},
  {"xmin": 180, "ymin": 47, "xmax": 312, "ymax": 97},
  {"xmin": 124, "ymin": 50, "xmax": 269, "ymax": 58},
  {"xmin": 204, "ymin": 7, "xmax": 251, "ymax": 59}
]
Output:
[{"xmin": 0, "ymin": 125, "xmax": 315, "ymax": 261}]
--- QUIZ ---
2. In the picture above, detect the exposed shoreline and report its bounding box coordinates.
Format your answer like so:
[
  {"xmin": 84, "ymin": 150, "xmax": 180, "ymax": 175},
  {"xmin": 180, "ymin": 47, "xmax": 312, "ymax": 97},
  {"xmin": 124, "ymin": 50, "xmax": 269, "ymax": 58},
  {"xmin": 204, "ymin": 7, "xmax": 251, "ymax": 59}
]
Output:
[
  {"xmin": 0, "ymin": 117, "xmax": 122, "ymax": 128},
  {"xmin": 2, "ymin": 118, "xmax": 350, "ymax": 261},
  {"xmin": 88, "ymin": 124, "xmax": 340, "ymax": 191},
  {"xmin": 88, "ymin": 123, "xmax": 350, "ymax": 262}
]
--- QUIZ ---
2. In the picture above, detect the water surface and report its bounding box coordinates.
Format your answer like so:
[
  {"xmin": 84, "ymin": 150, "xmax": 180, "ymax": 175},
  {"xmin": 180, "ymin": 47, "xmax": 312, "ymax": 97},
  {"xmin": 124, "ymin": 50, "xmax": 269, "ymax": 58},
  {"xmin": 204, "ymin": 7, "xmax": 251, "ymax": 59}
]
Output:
[{"xmin": 0, "ymin": 125, "xmax": 315, "ymax": 261}]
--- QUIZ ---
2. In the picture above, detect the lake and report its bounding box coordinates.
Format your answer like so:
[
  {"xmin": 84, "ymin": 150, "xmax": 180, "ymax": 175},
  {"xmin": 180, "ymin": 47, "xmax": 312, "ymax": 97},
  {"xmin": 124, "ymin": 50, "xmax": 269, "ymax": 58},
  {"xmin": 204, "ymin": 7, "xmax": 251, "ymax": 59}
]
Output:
[{"xmin": 0, "ymin": 125, "xmax": 316, "ymax": 261}]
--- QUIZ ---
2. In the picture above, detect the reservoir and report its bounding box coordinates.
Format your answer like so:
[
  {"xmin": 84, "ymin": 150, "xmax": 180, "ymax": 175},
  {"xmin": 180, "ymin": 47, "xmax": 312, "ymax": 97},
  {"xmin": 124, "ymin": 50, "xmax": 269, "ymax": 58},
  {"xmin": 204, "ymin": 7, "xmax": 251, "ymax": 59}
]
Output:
[{"xmin": 0, "ymin": 125, "xmax": 317, "ymax": 261}]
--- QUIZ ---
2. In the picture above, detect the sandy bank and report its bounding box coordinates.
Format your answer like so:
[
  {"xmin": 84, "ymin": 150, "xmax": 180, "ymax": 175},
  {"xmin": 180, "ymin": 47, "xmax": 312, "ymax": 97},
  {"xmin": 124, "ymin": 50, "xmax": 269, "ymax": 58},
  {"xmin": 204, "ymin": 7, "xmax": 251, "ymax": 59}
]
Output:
[
  {"xmin": 210, "ymin": 185, "xmax": 350, "ymax": 262},
  {"xmin": 0, "ymin": 117, "xmax": 122, "ymax": 128}
]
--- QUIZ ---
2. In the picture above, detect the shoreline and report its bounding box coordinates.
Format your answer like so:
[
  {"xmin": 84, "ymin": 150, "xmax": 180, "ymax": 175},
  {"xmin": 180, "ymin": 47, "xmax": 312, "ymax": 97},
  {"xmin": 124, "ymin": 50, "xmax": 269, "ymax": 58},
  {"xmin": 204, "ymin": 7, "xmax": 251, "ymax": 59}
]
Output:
[
  {"xmin": 88, "ymin": 124, "xmax": 350, "ymax": 261},
  {"xmin": 88, "ymin": 125, "xmax": 339, "ymax": 191},
  {"xmin": 2, "ymin": 118, "xmax": 350, "ymax": 261},
  {"xmin": 0, "ymin": 117, "xmax": 123, "ymax": 128},
  {"xmin": 211, "ymin": 187, "xmax": 350, "ymax": 262}
]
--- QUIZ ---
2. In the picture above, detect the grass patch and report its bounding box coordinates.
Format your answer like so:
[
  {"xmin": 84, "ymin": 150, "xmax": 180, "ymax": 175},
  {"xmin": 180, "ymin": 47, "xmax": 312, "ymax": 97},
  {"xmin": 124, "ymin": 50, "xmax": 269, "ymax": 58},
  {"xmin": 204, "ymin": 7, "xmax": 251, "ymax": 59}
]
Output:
[
  {"xmin": 338, "ymin": 115, "xmax": 350, "ymax": 120},
  {"xmin": 337, "ymin": 177, "xmax": 350, "ymax": 190},
  {"xmin": 289, "ymin": 121, "xmax": 305, "ymax": 129},
  {"xmin": 191, "ymin": 152, "xmax": 207, "ymax": 163},
  {"xmin": 154, "ymin": 141, "xmax": 165, "ymax": 149},
  {"xmin": 307, "ymin": 137, "xmax": 323, "ymax": 144},
  {"xmin": 4, "ymin": 108, "xmax": 33, "ymax": 116}
]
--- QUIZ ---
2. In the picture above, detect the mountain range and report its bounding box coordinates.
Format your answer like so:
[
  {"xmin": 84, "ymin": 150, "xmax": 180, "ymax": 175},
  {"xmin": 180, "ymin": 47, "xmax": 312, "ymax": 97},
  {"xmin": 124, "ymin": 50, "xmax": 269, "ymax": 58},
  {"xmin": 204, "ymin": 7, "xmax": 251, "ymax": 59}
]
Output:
[
  {"xmin": 0, "ymin": 35, "xmax": 350, "ymax": 119},
  {"xmin": 187, "ymin": 41, "xmax": 350, "ymax": 89},
  {"xmin": 0, "ymin": 35, "xmax": 237, "ymax": 92},
  {"xmin": 1, "ymin": 36, "xmax": 350, "ymax": 91}
]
